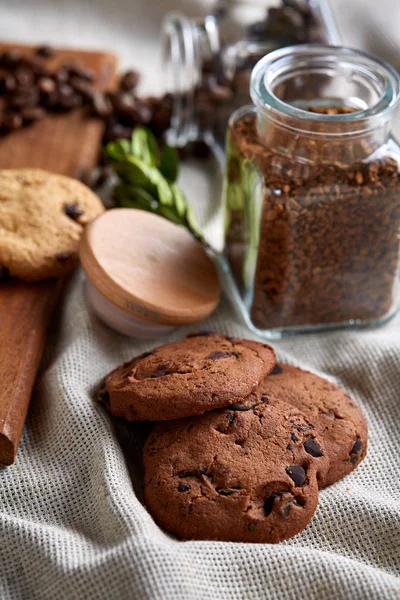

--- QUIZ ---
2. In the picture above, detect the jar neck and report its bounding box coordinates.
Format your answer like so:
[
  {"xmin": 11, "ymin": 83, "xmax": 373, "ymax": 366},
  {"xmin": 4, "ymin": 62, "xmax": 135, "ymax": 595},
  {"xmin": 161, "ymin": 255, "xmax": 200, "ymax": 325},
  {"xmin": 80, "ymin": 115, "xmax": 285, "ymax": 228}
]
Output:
[
  {"xmin": 250, "ymin": 45, "xmax": 400, "ymax": 164},
  {"xmin": 161, "ymin": 13, "xmax": 219, "ymax": 146}
]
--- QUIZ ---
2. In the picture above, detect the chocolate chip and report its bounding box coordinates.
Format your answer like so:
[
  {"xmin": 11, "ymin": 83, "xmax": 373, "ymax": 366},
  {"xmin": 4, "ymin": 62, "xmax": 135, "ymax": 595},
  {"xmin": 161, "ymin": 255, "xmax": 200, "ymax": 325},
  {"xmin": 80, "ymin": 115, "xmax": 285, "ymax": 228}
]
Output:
[
  {"xmin": 187, "ymin": 331, "xmax": 212, "ymax": 338},
  {"xmin": 178, "ymin": 483, "xmax": 190, "ymax": 492},
  {"xmin": 286, "ymin": 465, "xmax": 306, "ymax": 487},
  {"xmin": 0, "ymin": 266, "xmax": 10, "ymax": 281},
  {"xmin": 229, "ymin": 403, "xmax": 253, "ymax": 411},
  {"xmin": 119, "ymin": 70, "xmax": 140, "ymax": 92},
  {"xmin": 248, "ymin": 523, "xmax": 256, "ymax": 532},
  {"xmin": 98, "ymin": 390, "xmax": 110, "ymax": 406},
  {"xmin": 64, "ymin": 204, "xmax": 83, "ymax": 221},
  {"xmin": 227, "ymin": 413, "xmax": 236, "ymax": 425},
  {"xmin": 270, "ymin": 364, "xmax": 283, "ymax": 375},
  {"xmin": 349, "ymin": 437, "xmax": 363, "ymax": 462},
  {"xmin": 264, "ymin": 492, "xmax": 285, "ymax": 517},
  {"xmin": 206, "ymin": 351, "xmax": 231, "ymax": 360},
  {"xmin": 216, "ymin": 488, "xmax": 239, "ymax": 496},
  {"xmin": 304, "ymin": 439, "xmax": 324, "ymax": 457},
  {"xmin": 290, "ymin": 433, "xmax": 298, "ymax": 443},
  {"xmin": 36, "ymin": 45, "xmax": 55, "ymax": 59},
  {"xmin": 150, "ymin": 371, "xmax": 167, "ymax": 378},
  {"xmin": 56, "ymin": 251, "xmax": 73, "ymax": 263},
  {"xmin": 282, "ymin": 503, "xmax": 291, "ymax": 518}
]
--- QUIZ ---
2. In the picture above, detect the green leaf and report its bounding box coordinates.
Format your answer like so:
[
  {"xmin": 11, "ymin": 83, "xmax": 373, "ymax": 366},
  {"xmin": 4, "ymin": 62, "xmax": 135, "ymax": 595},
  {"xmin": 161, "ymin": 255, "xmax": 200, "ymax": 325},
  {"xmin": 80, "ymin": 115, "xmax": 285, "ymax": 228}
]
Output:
[
  {"xmin": 105, "ymin": 139, "xmax": 131, "ymax": 161},
  {"xmin": 131, "ymin": 127, "xmax": 160, "ymax": 167},
  {"xmin": 169, "ymin": 183, "xmax": 187, "ymax": 218},
  {"xmin": 159, "ymin": 144, "xmax": 179, "ymax": 182},
  {"xmin": 114, "ymin": 183, "xmax": 158, "ymax": 211}
]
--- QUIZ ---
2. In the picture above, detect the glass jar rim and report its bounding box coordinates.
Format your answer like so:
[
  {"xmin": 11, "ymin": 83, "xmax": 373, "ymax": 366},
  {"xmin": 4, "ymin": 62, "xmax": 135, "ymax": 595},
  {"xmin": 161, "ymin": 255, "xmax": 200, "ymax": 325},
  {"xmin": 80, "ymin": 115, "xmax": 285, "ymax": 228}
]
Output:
[{"xmin": 250, "ymin": 44, "xmax": 400, "ymax": 127}]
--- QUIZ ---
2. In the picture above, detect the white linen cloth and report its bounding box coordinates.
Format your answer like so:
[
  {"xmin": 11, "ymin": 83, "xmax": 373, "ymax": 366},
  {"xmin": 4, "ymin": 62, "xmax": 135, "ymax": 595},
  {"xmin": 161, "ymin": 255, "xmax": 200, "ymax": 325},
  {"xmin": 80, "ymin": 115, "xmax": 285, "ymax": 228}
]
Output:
[{"xmin": 0, "ymin": 1, "xmax": 399, "ymax": 598}]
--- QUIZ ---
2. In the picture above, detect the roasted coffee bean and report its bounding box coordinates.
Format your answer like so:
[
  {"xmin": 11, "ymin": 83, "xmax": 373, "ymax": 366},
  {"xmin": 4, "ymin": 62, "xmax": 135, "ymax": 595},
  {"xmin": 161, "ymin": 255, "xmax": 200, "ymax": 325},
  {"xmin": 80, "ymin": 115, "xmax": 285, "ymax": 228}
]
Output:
[
  {"xmin": 119, "ymin": 70, "xmax": 140, "ymax": 92},
  {"xmin": 9, "ymin": 88, "xmax": 39, "ymax": 109},
  {"xmin": 0, "ymin": 49, "xmax": 22, "ymax": 68},
  {"xmin": 53, "ymin": 67, "xmax": 69, "ymax": 83},
  {"xmin": 91, "ymin": 91, "xmax": 112, "ymax": 118},
  {"xmin": 67, "ymin": 64, "xmax": 95, "ymax": 82},
  {"xmin": 304, "ymin": 439, "xmax": 324, "ymax": 458},
  {"xmin": 69, "ymin": 76, "xmax": 94, "ymax": 100},
  {"xmin": 37, "ymin": 76, "xmax": 56, "ymax": 95},
  {"xmin": 0, "ymin": 74, "xmax": 16, "ymax": 95},
  {"xmin": 286, "ymin": 465, "xmax": 306, "ymax": 486},
  {"xmin": 20, "ymin": 106, "xmax": 46, "ymax": 122},
  {"xmin": 2, "ymin": 112, "xmax": 23, "ymax": 131},
  {"xmin": 36, "ymin": 45, "xmax": 55, "ymax": 59},
  {"xmin": 64, "ymin": 204, "xmax": 83, "ymax": 221},
  {"xmin": 14, "ymin": 67, "xmax": 34, "ymax": 88}
]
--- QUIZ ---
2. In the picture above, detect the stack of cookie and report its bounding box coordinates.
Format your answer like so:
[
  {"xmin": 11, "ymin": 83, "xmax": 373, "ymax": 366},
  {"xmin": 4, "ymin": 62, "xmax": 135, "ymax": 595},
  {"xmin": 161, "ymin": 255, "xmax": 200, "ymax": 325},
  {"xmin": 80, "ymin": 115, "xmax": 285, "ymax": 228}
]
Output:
[{"xmin": 99, "ymin": 332, "xmax": 367, "ymax": 543}]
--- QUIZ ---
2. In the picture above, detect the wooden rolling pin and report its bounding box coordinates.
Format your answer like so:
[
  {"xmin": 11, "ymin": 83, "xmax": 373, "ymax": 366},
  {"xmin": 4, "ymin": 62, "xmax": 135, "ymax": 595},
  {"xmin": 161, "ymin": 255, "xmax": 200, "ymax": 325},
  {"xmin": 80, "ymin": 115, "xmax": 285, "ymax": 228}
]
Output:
[{"xmin": 0, "ymin": 43, "xmax": 117, "ymax": 466}]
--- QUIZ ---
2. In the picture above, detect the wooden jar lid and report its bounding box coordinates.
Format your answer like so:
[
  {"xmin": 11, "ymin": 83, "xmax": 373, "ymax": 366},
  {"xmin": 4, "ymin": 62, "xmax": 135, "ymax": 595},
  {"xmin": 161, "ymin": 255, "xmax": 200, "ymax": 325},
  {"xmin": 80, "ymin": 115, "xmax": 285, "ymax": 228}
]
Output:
[{"xmin": 79, "ymin": 208, "xmax": 220, "ymax": 325}]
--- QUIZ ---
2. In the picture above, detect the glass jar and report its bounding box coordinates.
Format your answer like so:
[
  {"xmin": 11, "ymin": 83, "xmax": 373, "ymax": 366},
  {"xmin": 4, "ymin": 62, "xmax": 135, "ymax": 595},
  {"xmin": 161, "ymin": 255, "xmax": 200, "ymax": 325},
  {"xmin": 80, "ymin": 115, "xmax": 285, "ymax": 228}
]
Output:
[
  {"xmin": 162, "ymin": 0, "xmax": 339, "ymax": 153},
  {"xmin": 222, "ymin": 45, "xmax": 400, "ymax": 337}
]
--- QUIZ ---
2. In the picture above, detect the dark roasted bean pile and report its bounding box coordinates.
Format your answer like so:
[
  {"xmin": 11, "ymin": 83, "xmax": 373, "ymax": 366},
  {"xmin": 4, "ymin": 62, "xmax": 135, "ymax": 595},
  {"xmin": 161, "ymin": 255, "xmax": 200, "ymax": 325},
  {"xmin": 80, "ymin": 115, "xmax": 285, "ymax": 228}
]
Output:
[
  {"xmin": 0, "ymin": 46, "xmax": 172, "ymax": 147},
  {"xmin": 226, "ymin": 111, "xmax": 400, "ymax": 329}
]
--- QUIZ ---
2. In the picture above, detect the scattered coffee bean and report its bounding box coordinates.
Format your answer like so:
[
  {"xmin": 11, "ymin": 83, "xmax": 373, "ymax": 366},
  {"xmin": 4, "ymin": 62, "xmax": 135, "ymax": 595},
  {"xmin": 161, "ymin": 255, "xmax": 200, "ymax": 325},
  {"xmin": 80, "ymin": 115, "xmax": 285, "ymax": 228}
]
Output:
[
  {"xmin": 304, "ymin": 439, "xmax": 324, "ymax": 458},
  {"xmin": 119, "ymin": 70, "xmax": 140, "ymax": 92},
  {"xmin": 2, "ymin": 112, "xmax": 23, "ymax": 131},
  {"xmin": 36, "ymin": 45, "xmax": 55, "ymax": 59},
  {"xmin": 20, "ymin": 106, "xmax": 46, "ymax": 122},
  {"xmin": 286, "ymin": 465, "xmax": 306, "ymax": 487}
]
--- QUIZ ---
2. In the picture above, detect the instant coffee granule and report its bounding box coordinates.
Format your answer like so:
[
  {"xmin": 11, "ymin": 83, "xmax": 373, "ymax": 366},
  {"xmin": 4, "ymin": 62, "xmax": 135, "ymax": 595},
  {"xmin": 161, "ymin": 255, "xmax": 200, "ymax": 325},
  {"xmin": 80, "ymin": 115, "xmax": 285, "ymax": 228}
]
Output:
[{"xmin": 225, "ymin": 112, "xmax": 400, "ymax": 329}]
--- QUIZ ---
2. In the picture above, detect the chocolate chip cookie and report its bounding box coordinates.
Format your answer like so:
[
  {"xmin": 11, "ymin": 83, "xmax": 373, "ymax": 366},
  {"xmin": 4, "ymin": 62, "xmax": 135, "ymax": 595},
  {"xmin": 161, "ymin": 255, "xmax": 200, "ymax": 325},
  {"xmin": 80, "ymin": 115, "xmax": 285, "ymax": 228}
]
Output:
[
  {"xmin": 257, "ymin": 364, "xmax": 368, "ymax": 488},
  {"xmin": 0, "ymin": 168, "xmax": 104, "ymax": 281},
  {"xmin": 143, "ymin": 397, "xmax": 328, "ymax": 542},
  {"xmin": 99, "ymin": 333, "xmax": 276, "ymax": 421}
]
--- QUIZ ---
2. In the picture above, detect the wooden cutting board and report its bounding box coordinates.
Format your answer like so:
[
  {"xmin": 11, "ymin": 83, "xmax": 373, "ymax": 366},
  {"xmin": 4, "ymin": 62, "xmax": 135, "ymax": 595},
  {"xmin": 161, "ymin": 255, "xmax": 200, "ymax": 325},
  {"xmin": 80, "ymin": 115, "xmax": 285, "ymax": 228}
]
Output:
[{"xmin": 0, "ymin": 43, "xmax": 117, "ymax": 466}]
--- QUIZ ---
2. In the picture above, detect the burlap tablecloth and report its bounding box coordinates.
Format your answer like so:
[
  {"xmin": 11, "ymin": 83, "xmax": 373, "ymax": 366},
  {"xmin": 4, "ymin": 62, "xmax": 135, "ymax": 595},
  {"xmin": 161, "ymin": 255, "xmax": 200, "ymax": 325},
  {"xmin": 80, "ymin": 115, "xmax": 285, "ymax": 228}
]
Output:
[{"xmin": 0, "ymin": 1, "xmax": 399, "ymax": 598}]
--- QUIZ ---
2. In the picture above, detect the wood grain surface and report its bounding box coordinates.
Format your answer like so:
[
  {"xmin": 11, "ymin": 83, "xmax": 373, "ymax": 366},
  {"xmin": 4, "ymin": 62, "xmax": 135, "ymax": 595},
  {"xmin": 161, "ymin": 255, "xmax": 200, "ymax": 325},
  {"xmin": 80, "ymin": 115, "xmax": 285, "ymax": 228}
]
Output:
[{"xmin": 0, "ymin": 43, "xmax": 117, "ymax": 466}]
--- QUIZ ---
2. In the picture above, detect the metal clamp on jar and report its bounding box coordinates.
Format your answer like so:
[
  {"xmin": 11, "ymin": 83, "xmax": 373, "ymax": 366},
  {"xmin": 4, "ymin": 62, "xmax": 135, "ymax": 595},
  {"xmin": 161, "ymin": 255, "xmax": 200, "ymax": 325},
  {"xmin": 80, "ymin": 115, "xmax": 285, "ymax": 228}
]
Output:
[
  {"xmin": 223, "ymin": 45, "xmax": 400, "ymax": 337},
  {"xmin": 161, "ymin": 0, "xmax": 339, "ymax": 153}
]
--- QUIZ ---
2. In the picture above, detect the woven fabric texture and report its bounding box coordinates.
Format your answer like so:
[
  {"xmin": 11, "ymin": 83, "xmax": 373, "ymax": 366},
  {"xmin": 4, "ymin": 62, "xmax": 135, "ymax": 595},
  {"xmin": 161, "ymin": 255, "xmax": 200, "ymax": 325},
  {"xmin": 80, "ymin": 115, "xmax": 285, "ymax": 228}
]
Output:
[{"xmin": 0, "ymin": 1, "xmax": 400, "ymax": 599}]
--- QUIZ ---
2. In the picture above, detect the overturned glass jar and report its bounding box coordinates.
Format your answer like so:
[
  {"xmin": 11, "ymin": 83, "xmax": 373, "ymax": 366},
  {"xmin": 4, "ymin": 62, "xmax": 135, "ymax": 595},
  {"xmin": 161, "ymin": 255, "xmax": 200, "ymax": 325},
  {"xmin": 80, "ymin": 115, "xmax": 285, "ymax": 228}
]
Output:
[
  {"xmin": 223, "ymin": 45, "xmax": 400, "ymax": 337},
  {"xmin": 162, "ymin": 0, "xmax": 339, "ymax": 153}
]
